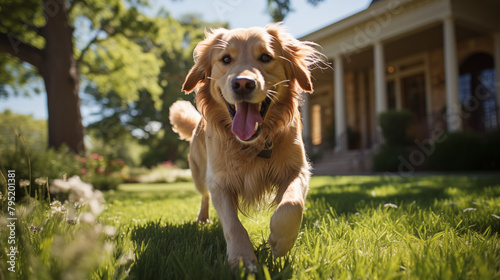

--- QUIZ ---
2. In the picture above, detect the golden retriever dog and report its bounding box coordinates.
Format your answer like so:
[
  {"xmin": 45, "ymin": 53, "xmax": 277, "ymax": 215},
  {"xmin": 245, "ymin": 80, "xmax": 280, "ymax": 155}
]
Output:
[{"xmin": 169, "ymin": 23, "xmax": 323, "ymax": 271}]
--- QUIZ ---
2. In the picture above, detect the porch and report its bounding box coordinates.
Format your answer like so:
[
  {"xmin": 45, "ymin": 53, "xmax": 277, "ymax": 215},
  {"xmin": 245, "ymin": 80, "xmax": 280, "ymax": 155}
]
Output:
[{"xmin": 301, "ymin": 0, "xmax": 500, "ymax": 175}]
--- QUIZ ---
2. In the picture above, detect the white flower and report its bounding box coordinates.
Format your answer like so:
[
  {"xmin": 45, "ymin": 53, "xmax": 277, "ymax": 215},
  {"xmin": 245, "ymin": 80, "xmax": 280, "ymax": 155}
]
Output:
[
  {"xmin": 102, "ymin": 225, "xmax": 116, "ymax": 237},
  {"xmin": 50, "ymin": 176, "xmax": 106, "ymax": 221},
  {"xmin": 19, "ymin": 179, "xmax": 30, "ymax": 187},
  {"xmin": 88, "ymin": 197, "xmax": 105, "ymax": 215},
  {"xmin": 50, "ymin": 201, "xmax": 67, "ymax": 215},
  {"xmin": 51, "ymin": 176, "xmax": 94, "ymax": 200},
  {"xmin": 67, "ymin": 176, "xmax": 94, "ymax": 202},
  {"xmin": 35, "ymin": 178, "xmax": 47, "ymax": 186},
  {"xmin": 384, "ymin": 203, "xmax": 398, "ymax": 209},
  {"xmin": 51, "ymin": 179, "xmax": 72, "ymax": 193},
  {"xmin": 80, "ymin": 212, "xmax": 95, "ymax": 224},
  {"xmin": 463, "ymin": 208, "xmax": 476, "ymax": 212}
]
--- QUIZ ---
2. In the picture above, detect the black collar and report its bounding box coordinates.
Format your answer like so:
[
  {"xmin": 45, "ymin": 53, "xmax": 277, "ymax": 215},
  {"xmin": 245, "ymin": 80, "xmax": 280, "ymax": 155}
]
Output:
[{"xmin": 257, "ymin": 138, "xmax": 273, "ymax": 159}]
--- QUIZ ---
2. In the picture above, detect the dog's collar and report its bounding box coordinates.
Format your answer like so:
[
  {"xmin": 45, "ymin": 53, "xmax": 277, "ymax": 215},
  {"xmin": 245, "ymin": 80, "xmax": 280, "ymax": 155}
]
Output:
[{"xmin": 257, "ymin": 137, "xmax": 273, "ymax": 159}]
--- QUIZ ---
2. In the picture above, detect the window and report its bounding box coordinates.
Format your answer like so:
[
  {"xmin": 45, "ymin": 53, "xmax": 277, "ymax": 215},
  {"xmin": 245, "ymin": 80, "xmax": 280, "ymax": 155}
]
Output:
[
  {"xmin": 459, "ymin": 53, "xmax": 498, "ymax": 132},
  {"xmin": 311, "ymin": 104, "xmax": 322, "ymax": 145},
  {"xmin": 480, "ymin": 69, "xmax": 498, "ymax": 131}
]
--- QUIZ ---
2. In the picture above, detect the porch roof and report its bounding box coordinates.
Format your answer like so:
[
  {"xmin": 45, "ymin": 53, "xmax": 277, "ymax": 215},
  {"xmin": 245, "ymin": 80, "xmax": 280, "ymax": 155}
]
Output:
[{"xmin": 301, "ymin": 0, "xmax": 500, "ymax": 62}]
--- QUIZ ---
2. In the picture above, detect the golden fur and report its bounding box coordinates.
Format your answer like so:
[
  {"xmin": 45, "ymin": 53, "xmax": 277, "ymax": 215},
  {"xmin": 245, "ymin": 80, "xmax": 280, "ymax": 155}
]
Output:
[{"xmin": 169, "ymin": 23, "xmax": 323, "ymax": 271}]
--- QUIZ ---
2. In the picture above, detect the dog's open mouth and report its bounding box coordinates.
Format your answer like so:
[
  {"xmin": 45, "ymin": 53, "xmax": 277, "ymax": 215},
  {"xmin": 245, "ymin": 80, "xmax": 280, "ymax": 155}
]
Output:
[{"xmin": 224, "ymin": 96, "xmax": 271, "ymax": 141}]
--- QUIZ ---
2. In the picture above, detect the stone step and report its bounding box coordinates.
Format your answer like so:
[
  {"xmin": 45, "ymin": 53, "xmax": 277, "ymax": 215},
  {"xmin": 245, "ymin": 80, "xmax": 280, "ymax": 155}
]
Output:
[{"xmin": 311, "ymin": 149, "xmax": 373, "ymax": 175}]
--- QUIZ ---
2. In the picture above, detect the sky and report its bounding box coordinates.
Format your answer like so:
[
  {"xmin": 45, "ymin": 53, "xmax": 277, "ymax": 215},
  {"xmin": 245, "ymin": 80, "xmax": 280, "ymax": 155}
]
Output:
[{"xmin": 0, "ymin": 0, "xmax": 371, "ymax": 124}]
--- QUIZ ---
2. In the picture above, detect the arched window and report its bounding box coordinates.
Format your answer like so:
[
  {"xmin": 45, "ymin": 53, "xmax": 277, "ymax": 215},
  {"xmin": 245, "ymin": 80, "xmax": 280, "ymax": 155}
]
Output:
[{"xmin": 459, "ymin": 53, "xmax": 498, "ymax": 132}]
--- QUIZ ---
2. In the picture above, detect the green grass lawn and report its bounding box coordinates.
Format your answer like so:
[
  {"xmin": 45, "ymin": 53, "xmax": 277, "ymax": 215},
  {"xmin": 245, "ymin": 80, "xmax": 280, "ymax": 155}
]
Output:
[{"xmin": 3, "ymin": 175, "xmax": 500, "ymax": 279}]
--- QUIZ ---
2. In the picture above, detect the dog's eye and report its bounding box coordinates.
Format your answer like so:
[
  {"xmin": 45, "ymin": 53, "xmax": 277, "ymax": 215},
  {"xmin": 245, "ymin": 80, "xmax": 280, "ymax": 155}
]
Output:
[
  {"xmin": 221, "ymin": 55, "xmax": 232, "ymax": 64},
  {"xmin": 259, "ymin": 53, "xmax": 272, "ymax": 63}
]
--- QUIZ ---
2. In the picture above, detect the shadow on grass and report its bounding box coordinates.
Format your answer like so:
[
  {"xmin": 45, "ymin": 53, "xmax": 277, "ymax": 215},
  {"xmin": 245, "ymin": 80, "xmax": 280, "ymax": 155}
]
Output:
[
  {"xmin": 129, "ymin": 221, "xmax": 231, "ymax": 279},
  {"xmin": 106, "ymin": 188, "xmax": 200, "ymax": 204},
  {"xmin": 304, "ymin": 175, "xmax": 500, "ymax": 233},
  {"xmin": 308, "ymin": 175, "xmax": 500, "ymax": 213},
  {"xmin": 129, "ymin": 220, "xmax": 294, "ymax": 280}
]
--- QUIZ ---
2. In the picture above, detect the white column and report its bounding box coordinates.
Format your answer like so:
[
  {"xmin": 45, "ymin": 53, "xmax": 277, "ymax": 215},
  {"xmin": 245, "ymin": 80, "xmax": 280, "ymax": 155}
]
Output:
[
  {"xmin": 334, "ymin": 55, "xmax": 347, "ymax": 152},
  {"xmin": 357, "ymin": 71, "xmax": 368, "ymax": 149},
  {"xmin": 494, "ymin": 32, "xmax": 500, "ymax": 126},
  {"xmin": 374, "ymin": 42, "xmax": 387, "ymax": 114},
  {"xmin": 374, "ymin": 41, "xmax": 387, "ymax": 145},
  {"xmin": 301, "ymin": 91, "xmax": 311, "ymax": 150},
  {"xmin": 443, "ymin": 16, "xmax": 462, "ymax": 131},
  {"xmin": 395, "ymin": 77, "xmax": 402, "ymax": 110}
]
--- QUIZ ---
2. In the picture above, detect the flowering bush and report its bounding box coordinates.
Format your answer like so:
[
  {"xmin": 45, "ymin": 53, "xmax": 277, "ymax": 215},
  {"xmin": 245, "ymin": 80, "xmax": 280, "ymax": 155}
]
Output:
[
  {"xmin": 0, "ymin": 175, "xmax": 118, "ymax": 279},
  {"xmin": 77, "ymin": 153, "xmax": 126, "ymax": 191},
  {"xmin": 137, "ymin": 162, "xmax": 192, "ymax": 183},
  {"xmin": 78, "ymin": 153, "xmax": 125, "ymax": 176}
]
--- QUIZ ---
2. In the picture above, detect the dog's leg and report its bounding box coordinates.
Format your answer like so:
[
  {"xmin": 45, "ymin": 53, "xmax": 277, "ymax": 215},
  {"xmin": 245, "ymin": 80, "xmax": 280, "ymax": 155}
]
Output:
[
  {"xmin": 196, "ymin": 192, "xmax": 210, "ymax": 223},
  {"xmin": 192, "ymin": 174, "xmax": 210, "ymax": 223},
  {"xmin": 268, "ymin": 169, "xmax": 309, "ymax": 257},
  {"xmin": 211, "ymin": 188, "xmax": 257, "ymax": 271},
  {"xmin": 189, "ymin": 151, "xmax": 210, "ymax": 223}
]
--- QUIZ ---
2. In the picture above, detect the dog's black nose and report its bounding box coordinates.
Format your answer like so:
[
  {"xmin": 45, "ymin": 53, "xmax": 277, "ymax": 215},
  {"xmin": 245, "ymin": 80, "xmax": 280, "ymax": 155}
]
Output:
[{"xmin": 231, "ymin": 77, "xmax": 256, "ymax": 95}]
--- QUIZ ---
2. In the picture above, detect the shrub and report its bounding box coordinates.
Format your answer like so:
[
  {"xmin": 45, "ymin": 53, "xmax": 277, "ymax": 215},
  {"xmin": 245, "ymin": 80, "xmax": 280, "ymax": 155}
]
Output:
[
  {"xmin": 483, "ymin": 129, "xmax": 500, "ymax": 170},
  {"xmin": 0, "ymin": 135, "xmax": 125, "ymax": 195},
  {"xmin": 373, "ymin": 110, "xmax": 416, "ymax": 172},
  {"xmin": 378, "ymin": 110, "xmax": 416, "ymax": 145},
  {"xmin": 373, "ymin": 144, "xmax": 409, "ymax": 172},
  {"xmin": 138, "ymin": 163, "xmax": 192, "ymax": 183},
  {"xmin": 0, "ymin": 144, "xmax": 81, "ymax": 199},
  {"xmin": 427, "ymin": 131, "xmax": 483, "ymax": 171},
  {"xmin": 78, "ymin": 153, "xmax": 126, "ymax": 191},
  {"xmin": 88, "ymin": 174, "xmax": 121, "ymax": 191}
]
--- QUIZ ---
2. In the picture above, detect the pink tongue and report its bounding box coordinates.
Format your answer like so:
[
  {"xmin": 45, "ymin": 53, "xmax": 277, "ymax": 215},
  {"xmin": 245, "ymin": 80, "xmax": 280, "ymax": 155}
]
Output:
[{"xmin": 231, "ymin": 102, "xmax": 262, "ymax": 140}]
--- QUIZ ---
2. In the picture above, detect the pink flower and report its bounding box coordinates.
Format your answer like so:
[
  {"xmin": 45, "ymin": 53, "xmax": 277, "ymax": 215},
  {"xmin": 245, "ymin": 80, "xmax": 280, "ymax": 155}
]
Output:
[
  {"xmin": 92, "ymin": 153, "xmax": 99, "ymax": 159},
  {"xmin": 81, "ymin": 168, "xmax": 87, "ymax": 175},
  {"xmin": 81, "ymin": 157, "xmax": 87, "ymax": 163}
]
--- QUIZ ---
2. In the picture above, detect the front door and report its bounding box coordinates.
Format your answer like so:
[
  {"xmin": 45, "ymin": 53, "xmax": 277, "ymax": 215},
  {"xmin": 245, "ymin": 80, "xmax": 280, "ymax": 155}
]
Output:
[{"xmin": 402, "ymin": 73, "xmax": 427, "ymax": 136}]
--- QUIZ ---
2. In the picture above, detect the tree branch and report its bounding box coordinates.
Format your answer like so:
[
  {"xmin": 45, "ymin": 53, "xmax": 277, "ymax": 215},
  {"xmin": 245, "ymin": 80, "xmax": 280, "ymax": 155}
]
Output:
[
  {"xmin": 0, "ymin": 32, "xmax": 43, "ymax": 69},
  {"xmin": 77, "ymin": 21, "xmax": 118, "ymax": 64},
  {"xmin": 21, "ymin": 20, "xmax": 44, "ymax": 36},
  {"xmin": 76, "ymin": 31, "xmax": 103, "ymax": 64},
  {"xmin": 67, "ymin": 0, "xmax": 81, "ymax": 17}
]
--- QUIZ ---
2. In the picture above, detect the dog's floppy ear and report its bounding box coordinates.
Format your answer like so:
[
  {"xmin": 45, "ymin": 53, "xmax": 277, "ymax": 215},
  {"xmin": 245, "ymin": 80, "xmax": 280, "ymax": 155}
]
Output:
[
  {"xmin": 182, "ymin": 64, "xmax": 204, "ymax": 94},
  {"xmin": 182, "ymin": 28, "xmax": 227, "ymax": 94},
  {"xmin": 266, "ymin": 23, "xmax": 322, "ymax": 93}
]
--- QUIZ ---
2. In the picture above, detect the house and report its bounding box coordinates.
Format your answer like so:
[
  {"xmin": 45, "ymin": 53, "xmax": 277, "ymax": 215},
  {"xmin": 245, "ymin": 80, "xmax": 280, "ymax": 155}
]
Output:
[{"xmin": 300, "ymin": 0, "xmax": 500, "ymax": 174}]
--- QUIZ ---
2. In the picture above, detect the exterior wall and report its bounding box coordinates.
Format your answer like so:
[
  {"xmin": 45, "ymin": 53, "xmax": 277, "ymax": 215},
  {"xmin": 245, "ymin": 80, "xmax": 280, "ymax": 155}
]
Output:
[
  {"xmin": 309, "ymin": 84, "xmax": 334, "ymax": 148},
  {"xmin": 457, "ymin": 36, "xmax": 494, "ymax": 65},
  {"xmin": 427, "ymin": 35, "xmax": 495, "ymax": 131}
]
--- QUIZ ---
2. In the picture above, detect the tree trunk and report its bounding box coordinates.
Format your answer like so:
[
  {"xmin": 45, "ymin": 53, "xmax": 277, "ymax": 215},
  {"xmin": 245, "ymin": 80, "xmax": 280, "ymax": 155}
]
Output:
[{"xmin": 40, "ymin": 0, "xmax": 85, "ymax": 154}]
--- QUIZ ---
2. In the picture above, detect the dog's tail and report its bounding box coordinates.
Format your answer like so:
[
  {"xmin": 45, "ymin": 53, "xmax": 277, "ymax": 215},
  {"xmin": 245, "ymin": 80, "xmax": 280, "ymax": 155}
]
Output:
[{"xmin": 169, "ymin": 101, "xmax": 201, "ymax": 141}]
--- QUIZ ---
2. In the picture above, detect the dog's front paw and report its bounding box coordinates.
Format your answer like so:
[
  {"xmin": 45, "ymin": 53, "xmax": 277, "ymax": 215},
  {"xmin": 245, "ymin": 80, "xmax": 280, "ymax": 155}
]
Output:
[
  {"xmin": 268, "ymin": 201, "xmax": 303, "ymax": 257},
  {"xmin": 196, "ymin": 216, "xmax": 210, "ymax": 223},
  {"xmin": 227, "ymin": 244, "xmax": 258, "ymax": 272}
]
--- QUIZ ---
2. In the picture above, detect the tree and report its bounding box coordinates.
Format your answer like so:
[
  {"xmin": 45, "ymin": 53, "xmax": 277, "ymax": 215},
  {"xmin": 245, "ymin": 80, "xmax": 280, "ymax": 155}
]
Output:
[
  {"xmin": 0, "ymin": 109, "xmax": 47, "ymax": 154},
  {"xmin": 267, "ymin": 0, "xmax": 325, "ymax": 21},
  {"xmin": 85, "ymin": 14, "xmax": 227, "ymax": 167},
  {"xmin": 0, "ymin": 0, "xmax": 162, "ymax": 154}
]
